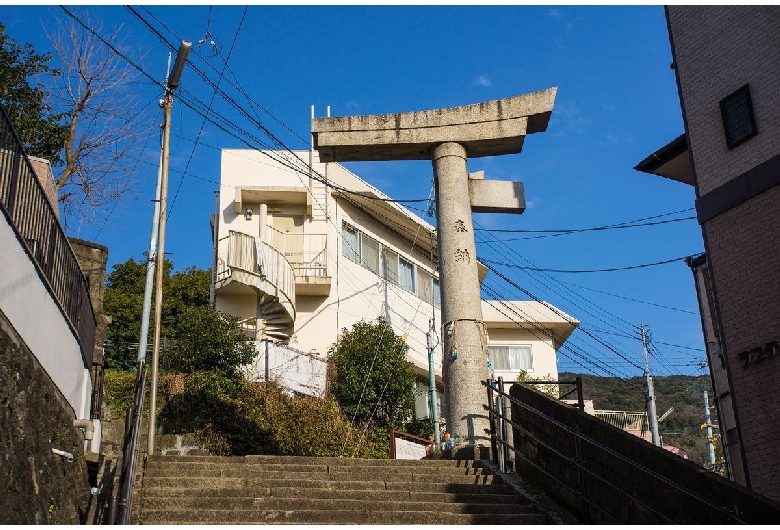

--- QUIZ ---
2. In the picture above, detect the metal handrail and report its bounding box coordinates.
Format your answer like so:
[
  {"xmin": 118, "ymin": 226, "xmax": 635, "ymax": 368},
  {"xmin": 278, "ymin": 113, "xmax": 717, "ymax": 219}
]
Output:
[
  {"xmin": 108, "ymin": 361, "xmax": 147, "ymax": 525},
  {"xmin": 0, "ymin": 104, "xmax": 96, "ymax": 367},
  {"xmin": 484, "ymin": 377, "xmax": 749, "ymax": 525}
]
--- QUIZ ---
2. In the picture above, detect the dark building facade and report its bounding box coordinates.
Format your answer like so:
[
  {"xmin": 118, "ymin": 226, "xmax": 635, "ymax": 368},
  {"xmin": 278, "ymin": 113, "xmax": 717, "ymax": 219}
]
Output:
[{"xmin": 637, "ymin": 6, "xmax": 780, "ymax": 501}]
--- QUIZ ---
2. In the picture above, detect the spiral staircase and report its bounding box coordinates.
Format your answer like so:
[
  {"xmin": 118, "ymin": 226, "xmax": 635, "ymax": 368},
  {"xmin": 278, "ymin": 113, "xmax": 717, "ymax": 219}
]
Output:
[{"xmin": 215, "ymin": 231, "xmax": 296, "ymax": 342}]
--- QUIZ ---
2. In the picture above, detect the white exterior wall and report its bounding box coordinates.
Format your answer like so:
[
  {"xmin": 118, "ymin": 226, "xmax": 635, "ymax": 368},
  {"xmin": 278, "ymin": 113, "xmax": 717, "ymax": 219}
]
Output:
[
  {"xmin": 217, "ymin": 150, "xmax": 575, "ymax": 384},
  {"xmin": 0, "ymin": 212, "xmax": 91, "ymax": 419},
  {"xmin": 242, "ymin": 341, "xmax": 328, "ymax": 397}
]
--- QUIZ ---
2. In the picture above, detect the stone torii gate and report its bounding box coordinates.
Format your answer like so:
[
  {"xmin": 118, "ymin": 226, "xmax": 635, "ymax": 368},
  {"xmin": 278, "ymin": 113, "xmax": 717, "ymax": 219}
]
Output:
[{"xmin": 312, "ymin": 88, "xmax": 557, "ymax": 449}]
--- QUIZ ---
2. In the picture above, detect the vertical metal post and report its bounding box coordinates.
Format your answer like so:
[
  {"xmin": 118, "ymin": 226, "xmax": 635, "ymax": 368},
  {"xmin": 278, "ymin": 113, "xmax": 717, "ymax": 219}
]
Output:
[
  {"xmin": 704, "ymin": 390, "xmax": 717, "ymax": 466},
  {"xmin": 486, "ymin": 379, "xmax": 498, "ymax": 465},
  {"xmin": 265, "ymin": 340, "xmax": 270, "ymax": 382},
  {"xmin": 642, "ymin": 324, "xmax": 661, "ymax": 446},
  {"xmin": 147, "ymin": 95, "xmax": 172, "ymax": 456},
  {"xmin": 209, "ymin": 190, "xmax": 219, "ymax": 307},
  {"xmin": 427, "ymin": 318, "xmax": 440, "ymax": 444},
  {"xmin": 497, "ymin": 377, "xmax": 507, "ymax": 473},
  {"xmin": 576, "ymin": 376, "xmax": 584, "ymax": 412},
  {"xmin": 137, "ymin": 149, "xmax": 163, "ymax": 364}
]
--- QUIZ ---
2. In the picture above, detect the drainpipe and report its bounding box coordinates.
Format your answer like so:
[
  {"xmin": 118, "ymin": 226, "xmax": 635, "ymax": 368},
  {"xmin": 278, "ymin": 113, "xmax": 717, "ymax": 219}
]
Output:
[
  {"xmin": 259, "ymin": 203, "xmax": 268, "ymax": 240},
  {"xmin": 73, "ymin": 419, "xmax": 94, "ymax": 440}
]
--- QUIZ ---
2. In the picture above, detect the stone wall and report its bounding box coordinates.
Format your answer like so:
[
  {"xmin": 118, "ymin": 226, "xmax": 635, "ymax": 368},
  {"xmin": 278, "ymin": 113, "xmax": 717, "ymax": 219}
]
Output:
[
  {"xmin": 508, "ymin": 382, "xmax": 780, "ymax": 524},
  {"xmin": 0, "ymin": 310, "xmax": 91, "ymax": 524}
]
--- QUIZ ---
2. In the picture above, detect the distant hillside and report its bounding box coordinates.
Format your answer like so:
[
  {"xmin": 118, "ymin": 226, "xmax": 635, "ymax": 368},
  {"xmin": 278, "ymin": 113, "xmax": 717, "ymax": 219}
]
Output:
[{"xmin": 559, "ymin": 372, "xmax": 724, "ymax": 470}]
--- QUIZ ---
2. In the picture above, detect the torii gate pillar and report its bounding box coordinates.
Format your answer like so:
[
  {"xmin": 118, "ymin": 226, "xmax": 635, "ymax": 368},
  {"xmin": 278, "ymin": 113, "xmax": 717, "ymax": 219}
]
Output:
[{"xmin": 312, "ymin": 88, "xmax": 556, "ymax": 448}]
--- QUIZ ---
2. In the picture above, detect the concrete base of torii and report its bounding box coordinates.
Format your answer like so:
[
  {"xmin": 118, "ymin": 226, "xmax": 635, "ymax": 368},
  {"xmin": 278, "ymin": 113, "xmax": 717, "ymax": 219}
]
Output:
[{"xmin": 311, "ymin": 89, "xmax": 557, "ymax": 446}]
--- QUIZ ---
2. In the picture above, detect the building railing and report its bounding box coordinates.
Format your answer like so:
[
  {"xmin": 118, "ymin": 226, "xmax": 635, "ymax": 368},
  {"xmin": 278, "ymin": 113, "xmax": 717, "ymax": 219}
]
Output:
[
  {"xmin": 595, "ymin": 410, "xmax": 648, "ymax": 431},
  {"xmin": 484, "ymin": 377, "xmax": 752, "ymax": 524},
  {"xmin": 90, "ymin": 360, "xmax": 105, "ymax": 420},
  {"xmin": 0, "ymin": 104, "xmax": 95, "ymax": 368},
  {"xmin": 266, "ymin": 225, "xmax": 328, "ymax": 277},
  {"xmin": 216, "ymin": 230, "xmax": 296, "ymax": 308}
]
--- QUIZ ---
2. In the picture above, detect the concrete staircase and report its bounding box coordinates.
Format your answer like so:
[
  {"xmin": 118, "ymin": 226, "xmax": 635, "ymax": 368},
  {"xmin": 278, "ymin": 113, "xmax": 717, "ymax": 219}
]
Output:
[{"xmin": 138, "ymin": 454, "xmax": 553, "ymax": 524}]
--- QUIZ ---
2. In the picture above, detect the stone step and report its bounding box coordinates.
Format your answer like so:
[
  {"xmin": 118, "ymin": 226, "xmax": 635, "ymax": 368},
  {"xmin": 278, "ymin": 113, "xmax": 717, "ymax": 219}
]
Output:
[
  {"xmin": 141, "ymin": 496, "xmax": 535, "ymax": 514},
  {"xmin": 142, "ymin": 486, "xmax": 524, "ymax": 504},
  {"xmin": 146, "ymin": 454, "xmax": 484, "ymax": 468},
  {"xmin": 142, "ymin": 474, "xmax": 504, "ymax": 491},
  {"xmin": 140, "ymin": 508, "xmax": 548, "ymax": 525},
  {"xmin": 143, "ymin": 463, "xmax": 493, "ymax": 479}
]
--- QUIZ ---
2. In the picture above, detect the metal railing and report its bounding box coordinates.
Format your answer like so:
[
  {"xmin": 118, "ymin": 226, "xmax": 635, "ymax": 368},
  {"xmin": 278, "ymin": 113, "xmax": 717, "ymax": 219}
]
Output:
[
  {"xmin": 107, "ymin": 361, "xmax": 147, "ymax": 525},
  {"xmin": 0, "ymin": 104, "xmax": 96, "ymax": 368},
  {"xmin": 266, "ymin": 226, "xmax": 328, "ymax": 277},
  {"xmin": 484, "ymin": 377, "xmax": 750, "ymax": 524},
  {"xmin": 595, "ymin": 410, "xmax": 648, "ymax": 431},
  {"xmin": 216, "ymin": 230, "xmax": 296, "ymax": 310},
  {"xmin": 90, "ymin": 360, "xmax": 105, "ymax": 420}
]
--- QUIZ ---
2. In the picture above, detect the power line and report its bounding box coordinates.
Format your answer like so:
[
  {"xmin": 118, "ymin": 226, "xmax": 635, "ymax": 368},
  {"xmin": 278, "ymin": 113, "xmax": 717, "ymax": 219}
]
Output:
[
  {"xmin": 477, "ymin": 213, "xmax": 695, "ymax": 236},
  {"xmin": 167, "ymin": 5, "xmax": 248, "ymax": 216},
  {"xmin": 480, "ymin": 255, "xmax": 691, "ymax": 274},
  {"xmin": 559, "ymin": 280, "xmax": 699, "ymax": 315}
]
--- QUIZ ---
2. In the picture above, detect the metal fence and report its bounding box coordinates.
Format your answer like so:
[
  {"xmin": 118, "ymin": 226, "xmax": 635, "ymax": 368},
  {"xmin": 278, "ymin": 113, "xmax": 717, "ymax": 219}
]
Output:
[
  {"xmin": 595, "ymin": 410, "xmax": 648, "ymax": 431},
  {"xmin": 0, "ymin": 105, "xmax": 95, "ymax": 368}
]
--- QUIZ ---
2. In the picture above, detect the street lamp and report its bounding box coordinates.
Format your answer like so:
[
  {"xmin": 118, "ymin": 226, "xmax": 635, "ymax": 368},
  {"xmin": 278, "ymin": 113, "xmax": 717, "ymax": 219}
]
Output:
[{"xmin": 147, "ymin": 40, "xmax": 191, "ymax": 455}]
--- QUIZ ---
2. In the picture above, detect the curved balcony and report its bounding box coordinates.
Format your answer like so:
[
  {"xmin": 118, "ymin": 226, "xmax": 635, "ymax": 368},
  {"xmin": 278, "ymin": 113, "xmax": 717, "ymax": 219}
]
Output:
[{"xmin": 216, "ymin": 230, "xmax": 295, "ymax": 340}]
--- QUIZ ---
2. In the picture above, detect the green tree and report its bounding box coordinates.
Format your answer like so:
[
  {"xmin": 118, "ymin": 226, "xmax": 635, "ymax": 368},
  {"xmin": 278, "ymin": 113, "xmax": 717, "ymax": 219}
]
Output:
[
  {"xmin": 328, "ymin": 318, "xmax": 416, "ymax": 430},
  {"xmin": 0, "ymin": 23, "xmax": 68, "ymax": 165},
  {"xmin": 103, "ymin": 257, "xmax": 248, "ymax": 375},
  {"xmin": 163, "ymin": 306, "xmax": 255, "ymax": 377}
]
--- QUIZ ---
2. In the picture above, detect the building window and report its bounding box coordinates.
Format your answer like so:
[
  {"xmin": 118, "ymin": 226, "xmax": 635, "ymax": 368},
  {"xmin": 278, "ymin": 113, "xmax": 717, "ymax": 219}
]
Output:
[
  {"xmin": 343, "ymin": 224, "xmax": 358, "ymax": 262},
  {"xmin": 399, "ymin": 257, "xmax": 415, "ymax": 293},
  {"xmin": 418, "ymin": 268, "xmax": 433, "ymax": 305},
  {"xmin": 382, "ymin": 247, "xmax": 399, "ymax": 284},
  {"xmin": 488, "ymin": 345, "xmax": 533, "ymax": 371},
  {"xmin": 720, "ymin": 84, "xmax": 757, "ymax": 149},
  {"xmin": 361, "ymin": 234, "xmax": 380, "ymax": 275},
  {"xmin": 343, "ymin": 221, "xmax": 440, "ymax": 304}
]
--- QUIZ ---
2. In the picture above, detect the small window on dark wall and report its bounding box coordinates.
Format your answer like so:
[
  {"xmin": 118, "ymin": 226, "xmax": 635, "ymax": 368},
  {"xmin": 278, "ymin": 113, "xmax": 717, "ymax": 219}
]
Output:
[{"xmin": 720, "ymin": 84, "xmax": 757, "ymax": 149}]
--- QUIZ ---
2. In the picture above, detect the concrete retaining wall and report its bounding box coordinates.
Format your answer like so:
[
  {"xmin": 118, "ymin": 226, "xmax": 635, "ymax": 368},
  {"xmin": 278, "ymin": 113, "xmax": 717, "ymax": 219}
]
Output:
[
  {"xmin": 508, "ymin": 382, "xmax": 780, "ymax": 524},
  {"xmin": 0, "ymin": 311, "xmax": 91, "ymax": 523}
]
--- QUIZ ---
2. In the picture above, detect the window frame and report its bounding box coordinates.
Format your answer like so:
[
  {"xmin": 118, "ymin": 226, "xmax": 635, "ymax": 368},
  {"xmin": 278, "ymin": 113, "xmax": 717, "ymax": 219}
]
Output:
[
  {"xmin": 720, "ymin": 84, "xmax": 758, "ymax": 150},
  {"xmin": 342, "ymin": 221, "xmax": 440, "ymax": 304},
  {"xmin": 488, "ymin": 344, "xmax": 533, "ymax": 372}
]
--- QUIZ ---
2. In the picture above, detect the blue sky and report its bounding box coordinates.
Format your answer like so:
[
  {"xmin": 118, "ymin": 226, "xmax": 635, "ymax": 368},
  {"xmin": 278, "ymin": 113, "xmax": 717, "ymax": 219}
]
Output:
[{"xmin": 2, "ymin": 5, "xmax": 706, "ymax": 378}]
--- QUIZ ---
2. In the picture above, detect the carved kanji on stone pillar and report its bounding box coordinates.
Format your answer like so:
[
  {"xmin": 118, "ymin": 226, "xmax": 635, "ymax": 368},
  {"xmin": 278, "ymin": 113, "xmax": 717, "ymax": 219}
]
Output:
[{"xmin": 312, "ymin": 89, "xmax": 557, "ymax": 448}]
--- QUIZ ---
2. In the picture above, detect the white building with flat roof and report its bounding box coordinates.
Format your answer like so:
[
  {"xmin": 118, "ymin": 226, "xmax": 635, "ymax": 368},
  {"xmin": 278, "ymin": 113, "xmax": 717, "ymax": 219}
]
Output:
[{"xmin": 213, "ymin": 149, "xmax": 578, "ymax": 409}]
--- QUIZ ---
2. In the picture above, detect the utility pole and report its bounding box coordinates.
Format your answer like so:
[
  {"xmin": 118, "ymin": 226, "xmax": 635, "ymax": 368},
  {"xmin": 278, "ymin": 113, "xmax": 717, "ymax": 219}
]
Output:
[
  {"xmin": 427, "ymin": 318, "xmax": 441, "ymax": 444},
  {"xmin": 642, "ymin": 324, "xmax": 661, "ymax": 446},
  {"xmin": 147, "ymin": 41, "xmax": 191, "ymax": 455},
  {"xmin": 703, "ymin": 390, "xmax": 717, "ymax": 466}
]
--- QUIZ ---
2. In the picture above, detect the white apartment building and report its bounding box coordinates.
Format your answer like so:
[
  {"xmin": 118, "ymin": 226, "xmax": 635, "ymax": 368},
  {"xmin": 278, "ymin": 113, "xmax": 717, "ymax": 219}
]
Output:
[{"xmin": 213, "ymin": 149, "xmax": 578, "ymax": 406}]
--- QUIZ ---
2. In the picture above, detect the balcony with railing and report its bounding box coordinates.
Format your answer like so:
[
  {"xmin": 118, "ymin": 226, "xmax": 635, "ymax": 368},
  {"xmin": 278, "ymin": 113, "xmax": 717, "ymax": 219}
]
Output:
[
  {"xmin": 266, "ymin": 226, "xmax": 331, "ymax": 296},
  {"xmin": 216, "ymin": 230, "xmax": 296, "ymax": 321}
]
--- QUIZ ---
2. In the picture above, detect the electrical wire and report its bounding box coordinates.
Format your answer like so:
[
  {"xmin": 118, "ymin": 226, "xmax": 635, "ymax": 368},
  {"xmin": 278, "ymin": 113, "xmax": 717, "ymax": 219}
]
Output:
[
  {"xmin": 480, "ymin": 255, "xmax": 691, "ymax": 274},
  {"xmin": 168, "ymin": 5, "xmax": 248, "ymax": 216}
]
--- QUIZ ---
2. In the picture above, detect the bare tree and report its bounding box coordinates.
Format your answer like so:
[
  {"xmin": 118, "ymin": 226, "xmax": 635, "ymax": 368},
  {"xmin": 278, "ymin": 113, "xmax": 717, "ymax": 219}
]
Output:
[{"xmin": 44, "ymin": 11, "xmax": 157, "ymax": 230}]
